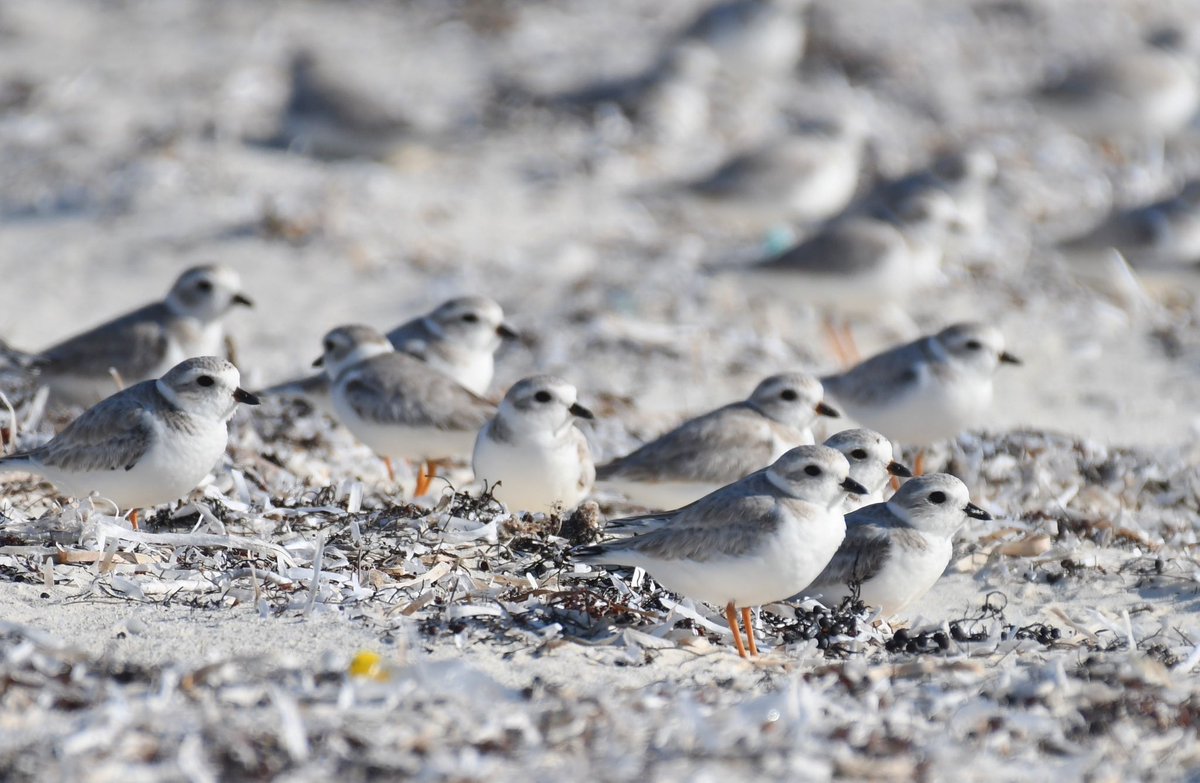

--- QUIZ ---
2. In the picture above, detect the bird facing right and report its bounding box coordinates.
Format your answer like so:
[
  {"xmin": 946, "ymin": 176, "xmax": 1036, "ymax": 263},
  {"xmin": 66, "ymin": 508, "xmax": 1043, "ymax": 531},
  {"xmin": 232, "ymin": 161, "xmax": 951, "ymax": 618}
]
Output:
[
  {"xmin": 0, "ymin": 356, "xmax": 259, "ymax": 526},
  {"xmin": 35, "ymin": 265, "xmax": 253, "ymax": 407},
  {"xmin": 317, "ymin": 325, "xmax": 495, "ymax": 495},
  {"xmin": 577, "ymin": 444, "xmax": 866, "ymax": 658},
  {"xmin": 800, "ymin": 473, "xmax": 992, "ymax": 618},
  {"xmin": 595, "ymin": 372, "xmax": 840, "ymax": 509},
  {"xmin": 259, "ymin": 296, "xmax": 517, "ymax": 410},
  {"xmin": 472, "ymin": 375, "xmax": 596, "ymax": 515},
  {"xmin": 823, "ymin": 428, "xmax": 911, "ymax": 511},
  {"xmin": 821, "ymin": 322, "xmax": 1021, "ymax": 448}
]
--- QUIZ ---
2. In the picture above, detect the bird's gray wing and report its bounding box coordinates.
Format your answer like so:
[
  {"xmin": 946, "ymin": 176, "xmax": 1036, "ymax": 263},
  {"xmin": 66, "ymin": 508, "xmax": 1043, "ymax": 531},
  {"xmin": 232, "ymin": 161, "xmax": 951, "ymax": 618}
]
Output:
[
  {"xmin": 822, "ymin": 338, "xmax": 933, "ymax": 408},
  {"xmin": 689, "ymin": 151, "xmax": 773, "ymax": 198},
  {"xmin": 752, "ymin": 220, "xmax": 897, "ymax": 276},
  {"xmin": 592, "ymin": 472, "xmax": 782, "ymax": 561},
  {"xmin": 341, "ymin": 354, "xmax": 493, "ymax": 431},
  {"xmin": 806, "ymin": 516, "xmax": 899, "ymax": 591},
  {"xmin": 596, "ymin": 404, "xmax": 776, "ymax": 483},
  {"xmin": 41, "ymin": 303, "xmax": 171, "ymax": 380},
  {"xmin": 385, "ymin": 316, "xmax": 433, "ymax": 359},
  {"xmin": 18, "ymin": 381, "xmax": 161, "ymax": 472}
]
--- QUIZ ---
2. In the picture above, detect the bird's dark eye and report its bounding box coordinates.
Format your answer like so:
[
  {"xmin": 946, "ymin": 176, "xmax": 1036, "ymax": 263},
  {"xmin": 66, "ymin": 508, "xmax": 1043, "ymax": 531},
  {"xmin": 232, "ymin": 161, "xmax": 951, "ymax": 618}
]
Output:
[
  {"xmin": 780, "ymin": 389, "xmax": 798, "ymax": 401},
  {"xmin": 804, "ymin": 465, "xmax": 821, "ymax": 477},
  {"xmin": 196, "ymin": 280, "xmax": 213, "ymax": 293},
  {"xmin": 534, "ymin": 390, "xmax": 552, "ymax": 403},
  {"xmin": 965, "ymin": 340, "xmax": 982, "ymax": 351},
  {"xmin": 197, "ymin": 375, "xmax": 215, "ymax": 387},
  {"xmin": 850, "ymin": 449, "xmax": 868, "ymax": 460},
  {"xmin": 462, "ymin": 313, "xmax": 479, "ymax": 323},
  {"xmin": 929, "ymin": 491, "xmax": 947, "ymax": 504},
  {"xmin": 324, "ymin": 340, "xmax": 335, "ymax": 352}
]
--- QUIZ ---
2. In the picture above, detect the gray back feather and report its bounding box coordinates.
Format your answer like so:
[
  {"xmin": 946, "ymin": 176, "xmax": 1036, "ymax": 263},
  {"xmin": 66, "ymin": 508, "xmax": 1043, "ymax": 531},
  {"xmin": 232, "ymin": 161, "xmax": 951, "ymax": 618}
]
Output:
[
  {"xmin": 752, "ymin": 219, "xmax": 900, "ymax": 277},
  {"xmin": 596, "ymin": 403, "xmax": 780, "ymax": 483},
  {"xmin": 597, "ymin": 471, "xmax": 790, "ymax": 561},
  {"xmin": 822, "ymin": 336, "xmax": 941, "ymax": 407},
  {"xmin": 339, "ymin": 352, "xmax": 493, "ymax": 430},
  {"xmin": 41, "ymin": 302, "xmax": 173, "ymax": 379},
  {"xmin": 4, "ymin": 380, "xmax": 182, "ymax": 472}
]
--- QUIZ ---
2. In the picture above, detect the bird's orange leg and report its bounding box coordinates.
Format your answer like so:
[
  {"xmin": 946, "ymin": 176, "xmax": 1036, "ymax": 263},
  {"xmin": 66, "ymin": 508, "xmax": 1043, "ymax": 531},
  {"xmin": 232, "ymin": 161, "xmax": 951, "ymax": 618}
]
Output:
[
  {"xmin": 383, "ymin": 457, "xmax": 396, "ymax": 483},
  {"xmin": 914, "ymin": 450, "xmax": 926, "ymax": 477},
  {"xmin": 414, "ymin": 461, "xmax": 438, "ymax": 497},
  {"xmin": 741, "ymin": 607, "xmax": 759, "ymax": 657},
  {"xmin": 822, "ymin": 316, "xmax": 850, "ymax": 367},
  {"xmin": 129, "ymin": 509, "xmax": 140, "ymax": 531},
  {"xmin": 725, "ymin": 602, "xmax": 749, "ymax": 658},
  {"xmin": 838, "ymin": 322, "xmax": 860, "ymax": 365}
]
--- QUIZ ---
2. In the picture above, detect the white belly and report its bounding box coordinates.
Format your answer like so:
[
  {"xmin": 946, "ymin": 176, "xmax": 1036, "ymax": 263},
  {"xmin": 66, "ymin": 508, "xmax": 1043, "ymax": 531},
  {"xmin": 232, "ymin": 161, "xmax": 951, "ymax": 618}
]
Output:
[
  {"xmin": 473, "ymin": 434, "xmax": 591, "ymax": 514},
  {"xmin": 43, "ymin": 419, "xmax": 229, "ymax": 510},
  {"xmin": 617, "ymin": 508, "xmax": 846, "ymax": 608},
  {"xmin": 810, "ymin": 536, "xmax": 951, "ymax": 618}
]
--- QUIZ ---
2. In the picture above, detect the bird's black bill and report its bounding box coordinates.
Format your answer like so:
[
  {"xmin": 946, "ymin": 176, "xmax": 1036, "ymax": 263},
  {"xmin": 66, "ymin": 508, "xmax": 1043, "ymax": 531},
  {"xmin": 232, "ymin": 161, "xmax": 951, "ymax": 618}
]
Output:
[
  {"xmin": 497, "ymin": 323, "xmax": 520, "ymax": 339},
  {"xmin": 841, "ymin": 477, "xmax": 868, "ymax": 495},
  {"xmin": 311, "ymin": 356, "xmax": 325, "ymax": 368},
  {"xmin": 232, "ymin": 293, "xmax": 255, "ymax": 307},
  {"xmin": 815, "ymin": 401, "xmax": 841, "ymax": 418},
  {"xmin": 999, "ymin": 351, "xmax": 1021, "ymax": 365},
  {"xmin": 234, "ymin": 387, "xmax": 261, "ymax": 405},
  {"xmin": 964, "ymin": 502, "xmax": 991, "ymax": 520},
  {"xmin": 569, "ymin": 402, "xmax": 595, "ymax": 420},
  {"xmin": 887, "ymin": 461, "xmax": 913, "ymax": 478}
]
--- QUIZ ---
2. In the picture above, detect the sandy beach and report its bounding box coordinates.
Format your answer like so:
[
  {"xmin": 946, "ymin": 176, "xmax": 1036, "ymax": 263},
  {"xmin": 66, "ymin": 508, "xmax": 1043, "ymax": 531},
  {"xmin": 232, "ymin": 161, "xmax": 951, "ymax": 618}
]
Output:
[{"xmin": 3, "ymin": 0, "xmax": 1200, "ymax": 779}]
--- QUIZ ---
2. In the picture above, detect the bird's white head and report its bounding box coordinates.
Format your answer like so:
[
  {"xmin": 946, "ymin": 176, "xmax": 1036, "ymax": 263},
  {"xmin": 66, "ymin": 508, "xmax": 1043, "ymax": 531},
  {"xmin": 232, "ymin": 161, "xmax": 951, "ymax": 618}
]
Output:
[
  {"xmin": 933, "ymin": 322, "xmax": 1021, "ymax": 376},
  {"xmin": 157, "ymin": 356, "xmax": 259, "ymax": 420},
  {"xmin": 766, "ymin": 444, "xmax": 867, "ymax": 509},
  {"xmin": 886, "ymin": 473, "xmax": 991, "ymax": 537},
  {"xmin": 314, "ymin": 325, "xmax": 394, "ymax": 380},
  {"xmin": 747, "ymin": 372, "xmax": 840, "ymax": 429},
  {"xmin": 165, "ymin": 265, "xmax": 253, "ymax": 322},
  {"xmin": 497, "ymin": 375, "xmax": 593, "ymax": 439},
  {"xmin": 425, "ymin": 296, "xmax": 518, "ymax": 353},
  {"xmin": 823, "ymin": 427, "xmax": 911, "ymax": 494}
]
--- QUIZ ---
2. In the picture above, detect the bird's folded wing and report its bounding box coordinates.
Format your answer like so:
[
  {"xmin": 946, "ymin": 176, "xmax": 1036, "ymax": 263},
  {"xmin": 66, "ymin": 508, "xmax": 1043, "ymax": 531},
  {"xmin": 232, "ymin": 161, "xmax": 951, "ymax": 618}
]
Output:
[
  {"xmin": 596, "ymin": 406, "xmax": 774, "ymax": 483},
  {"xmin": 41, "ymin": 304, "xmax": 170, "ymax": 379},
  {"xmin": 31, "ymin": 389, "xmax": 158, "ymax": 472},
  {"xmin": 341, "ymin": 358, "xmax": 493, "ymax": 430}
]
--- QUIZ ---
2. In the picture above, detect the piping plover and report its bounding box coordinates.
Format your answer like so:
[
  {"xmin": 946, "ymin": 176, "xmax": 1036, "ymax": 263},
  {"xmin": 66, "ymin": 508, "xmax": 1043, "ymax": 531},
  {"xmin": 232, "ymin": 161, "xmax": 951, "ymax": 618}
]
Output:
[
  {"xmin": 675, "ymin": 0, "xmax": 808, "ymax": 77},
  {"xmin": 854, "ymin": 147, "xmax": 997, "ymax": 242},
  {"xmin": 272, "ymin": 49, "xmax": 410, "ymax": 160},
  {"xmin": 1058, "ymin": 178, "xmax": 1200, "ymax": 268},
  {"xmin": 687, "ymin": 113, "xmax": 866, "ymax": 227},
  {"xmin": 261, "ymin": 296, "xmax": 517, "ymax": 409},
  {"xmin": 36, "ymin": 265, "xmax": 252, "ymax": 407},
  {"xmin": 576, "ymin": 444, "xmax": 865, "ymax": 658},
  {"xmin": 801, "ymin": 473, "xmax": 991, "ymax": 618},
  {"xmin": 595, "ymin": 373, "xmax": 839, "ymax": 509},
  {"xmin": 0, "ymin": 357, "xmax": 259, "ymax": 528},
  {"xmin": 823, "ymin": 428, "xmax": 910, "ymax": 511},
  {"xmin": 821, "ymin": 322, "xmax": 1021, "ymax": 449},
  {"xmin": 318, "ymin": 325, "xmax": 494, "ymax": 495},
  {"xmin": 542, "ymin": 42, "xmax": 718, "ymax": 144},
  {"xmin": 472, "ymin": 375, "xmax": 595, "ymax": 514},
  {"xmin": 740, "ymin": 191, "xmax": 957, "ymax": 362},
  {"xmin": 1033, "ymin": 27, "xmax": 1199, "ymax": 141}
]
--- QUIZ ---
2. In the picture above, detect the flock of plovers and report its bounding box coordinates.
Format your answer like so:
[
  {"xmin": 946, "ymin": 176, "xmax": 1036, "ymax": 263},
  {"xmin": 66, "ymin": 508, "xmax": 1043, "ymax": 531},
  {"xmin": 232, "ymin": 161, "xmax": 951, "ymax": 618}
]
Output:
[{"xmin": 3, "ymin": 0, "xmax": 1199, "ymax": 660}]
